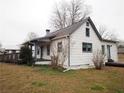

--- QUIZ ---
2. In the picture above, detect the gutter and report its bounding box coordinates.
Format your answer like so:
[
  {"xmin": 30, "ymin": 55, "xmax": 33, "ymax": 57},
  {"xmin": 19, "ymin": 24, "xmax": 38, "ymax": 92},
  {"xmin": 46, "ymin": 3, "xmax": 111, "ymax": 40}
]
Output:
[
  {"xmin": 51, "ymin": 35, "xmax": 67, "ymax": 41},
  {"xmin": 34, "ymin": 43, "xmax": 37, "ymax": 60}
]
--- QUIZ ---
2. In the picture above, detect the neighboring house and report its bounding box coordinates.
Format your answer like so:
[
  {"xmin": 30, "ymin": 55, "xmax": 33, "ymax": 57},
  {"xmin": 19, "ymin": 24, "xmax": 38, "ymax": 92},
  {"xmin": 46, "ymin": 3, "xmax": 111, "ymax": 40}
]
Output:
[
  {"xmin": 118, "ymin": 46, "xmax": 124, "ymax": 54},
  {"xmin": 0, "ymin": 48, "xmax": 5, "ymax": 55},
  {"xmin": 117, "ymin": 42, "xmax": 124, "ymax": 62},
  {"xmin": 23, "ymin": 17, "xmax": 118, "ymax": 69}
]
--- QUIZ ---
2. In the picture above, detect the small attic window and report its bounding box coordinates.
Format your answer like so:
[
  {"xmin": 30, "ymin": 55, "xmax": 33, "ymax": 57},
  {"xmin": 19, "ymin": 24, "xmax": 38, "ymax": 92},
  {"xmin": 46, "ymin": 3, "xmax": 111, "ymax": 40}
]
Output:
[
  {"xmin": 86, "ymin": 28, "xmax": 90, "ymax": 37},
  {"xmin": 86, "ymin": 22, "xmax": 89, "ymax": 26}
]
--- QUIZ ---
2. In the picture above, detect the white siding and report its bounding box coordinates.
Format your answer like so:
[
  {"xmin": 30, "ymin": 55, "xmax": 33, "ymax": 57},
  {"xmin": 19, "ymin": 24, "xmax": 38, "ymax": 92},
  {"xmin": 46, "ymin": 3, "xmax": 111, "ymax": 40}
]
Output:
[
  {"xmin": 35, "ymin": 45, "xmax": 51, "ymax": 60},
  {"xmin": 35, "ymin": 45, "xmax": 41, "ymax": 59},
  {"xmin": 70, "ymin": 22, "xmax": 118, "ymax": 68},
  {"xmin": 102, "ymin": 42, "xmax": 118, "ymax": 62},
  {"xmin": 42, "ymin": 46, "xmax": 51, "ymax": 60},
  {"xmin": 35, "ymin": 38, "xmax": 69, "ymax": 67},
  {"xmin": 32, "ymin": 46, "xmax": 35, "ymax": 58},
  {"xmin": 51, "ymin": 38, "xmax": 69, "ymax": 68}
]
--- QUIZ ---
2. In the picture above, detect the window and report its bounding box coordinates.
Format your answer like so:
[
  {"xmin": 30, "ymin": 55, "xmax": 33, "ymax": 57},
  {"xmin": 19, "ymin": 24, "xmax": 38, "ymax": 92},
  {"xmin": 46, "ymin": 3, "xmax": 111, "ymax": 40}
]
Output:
[
  {"xmin": 58, "ymin": 42, "xmax": 62, "ymax": 52},
  {"xmin": 86, "ymin": 28, "xmax": 90, "ymax": 37},
  {"xmin": 101, "ymin": 45, "xmax": 105, "ymax": 54},
  {"xmin": 107, "ymin": 45, "xmax": 111, "ymax": 59},
  {"xmin": 82, "ymin": 42, "xmax": 92, "ymax": 52},
  {"xmin": 86, "ymin": 22, "xmax": 89, "ymax": 26},
  {"xmin": 47, "ymin": 45, "xmax": 50, "ymax": 55}
]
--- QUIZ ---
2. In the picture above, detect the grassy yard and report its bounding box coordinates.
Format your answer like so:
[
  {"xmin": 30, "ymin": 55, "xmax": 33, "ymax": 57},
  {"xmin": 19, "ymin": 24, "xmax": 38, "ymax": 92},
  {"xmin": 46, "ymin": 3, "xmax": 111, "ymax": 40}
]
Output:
[{"xmin": 0, "ymin": 63, "xmax": 124, "ymax": 93}]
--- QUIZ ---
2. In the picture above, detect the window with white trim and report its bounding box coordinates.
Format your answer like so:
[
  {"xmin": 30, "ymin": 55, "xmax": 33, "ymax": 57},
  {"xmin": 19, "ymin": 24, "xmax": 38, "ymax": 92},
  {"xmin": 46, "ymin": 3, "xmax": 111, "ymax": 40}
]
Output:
[
  {"xmin": 82, "ymin": 42, "xmax": 92, "ymax": 52},
  {"xmin": 86, "ymin": 28, "xmax": 90, "ymax": 37}
]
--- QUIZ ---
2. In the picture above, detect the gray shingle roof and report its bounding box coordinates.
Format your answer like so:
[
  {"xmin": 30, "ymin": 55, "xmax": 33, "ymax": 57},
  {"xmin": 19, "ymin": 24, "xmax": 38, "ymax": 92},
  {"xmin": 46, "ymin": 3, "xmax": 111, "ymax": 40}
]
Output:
[
  {"xmin": 23, "ymin": 17, "xmax": 116, "ymax": 44},
  {"xmin": 44, "ymin": 18, "xmax": 88, "ymax": 38}
]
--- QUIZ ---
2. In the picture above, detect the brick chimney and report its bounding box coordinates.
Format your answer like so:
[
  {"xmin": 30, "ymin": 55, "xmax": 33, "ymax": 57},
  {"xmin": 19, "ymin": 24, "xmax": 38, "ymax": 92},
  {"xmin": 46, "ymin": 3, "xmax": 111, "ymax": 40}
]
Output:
[{"xmin": 46, "ymin": 29, "xmax": 50, "ymax": 35}]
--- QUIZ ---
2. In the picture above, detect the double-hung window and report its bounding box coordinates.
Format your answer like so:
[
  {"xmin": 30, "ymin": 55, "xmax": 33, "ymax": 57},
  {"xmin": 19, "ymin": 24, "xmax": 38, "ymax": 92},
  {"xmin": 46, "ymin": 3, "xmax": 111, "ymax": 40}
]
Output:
[{"xmin": 82, "ymin": 42, "xmax": 92, "ymax": 52}]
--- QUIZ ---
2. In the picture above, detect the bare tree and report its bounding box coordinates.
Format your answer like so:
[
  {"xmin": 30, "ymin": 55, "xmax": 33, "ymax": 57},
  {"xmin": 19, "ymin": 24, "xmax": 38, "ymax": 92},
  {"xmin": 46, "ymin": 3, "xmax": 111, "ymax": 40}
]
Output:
[
  {"xmin": 52, "ymin": 3, "xmax": 68, "ymax": 29},
  {"xmin": 51, "ymin": 0, "xmax": 91, "ymax": 30},
  {"xmin": 98, "ymin": 25, "xmax": 117, "ymax": 41},
  {"xmin": 26, "ymin": 32, "xmax": 38, "ymax": 41},
  {"xmin": 69, "ymin": 0, "xmax": 90, "ymax": 25}
]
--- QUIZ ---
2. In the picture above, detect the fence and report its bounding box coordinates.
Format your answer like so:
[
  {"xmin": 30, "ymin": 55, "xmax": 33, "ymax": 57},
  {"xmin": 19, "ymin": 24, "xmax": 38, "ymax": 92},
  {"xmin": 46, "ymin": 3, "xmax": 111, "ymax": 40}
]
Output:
[{"xmin": 0, "ymin": 53, "xmax": 20, "ymax": 63}]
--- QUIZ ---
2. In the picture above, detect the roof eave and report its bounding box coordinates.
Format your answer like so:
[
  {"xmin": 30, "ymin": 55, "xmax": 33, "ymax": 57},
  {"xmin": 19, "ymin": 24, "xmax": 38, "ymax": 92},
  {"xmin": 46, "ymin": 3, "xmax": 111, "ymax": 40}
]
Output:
[{"xmin": 102, "ymin": 39, "xmax": 117, "ymax": 43}]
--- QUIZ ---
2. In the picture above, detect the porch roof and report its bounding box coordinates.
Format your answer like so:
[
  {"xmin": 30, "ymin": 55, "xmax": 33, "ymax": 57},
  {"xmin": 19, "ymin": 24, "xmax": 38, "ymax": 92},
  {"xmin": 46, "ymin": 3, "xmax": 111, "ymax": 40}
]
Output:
[{"xmin": 22, "ymin": 38, "xmax": 51, "ymax": 45}]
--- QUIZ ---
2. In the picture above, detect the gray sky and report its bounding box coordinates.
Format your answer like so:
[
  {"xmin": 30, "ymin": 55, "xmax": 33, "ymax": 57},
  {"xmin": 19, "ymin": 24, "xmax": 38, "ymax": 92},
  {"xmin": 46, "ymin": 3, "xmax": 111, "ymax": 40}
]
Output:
[{"xmin": 0, "ymin": 0, "xmax": 124, "ymax": 49}]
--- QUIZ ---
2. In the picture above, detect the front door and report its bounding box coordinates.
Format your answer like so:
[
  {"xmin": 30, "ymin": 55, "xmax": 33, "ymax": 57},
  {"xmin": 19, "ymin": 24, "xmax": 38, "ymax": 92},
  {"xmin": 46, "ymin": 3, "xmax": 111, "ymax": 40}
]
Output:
[
  {"xmin": 107, "ymin": 45, "xmax": 111, "ymax": 59},
  {"xmin": 40, "ymin": 46, "xmax": 43, "ymax": 59}
]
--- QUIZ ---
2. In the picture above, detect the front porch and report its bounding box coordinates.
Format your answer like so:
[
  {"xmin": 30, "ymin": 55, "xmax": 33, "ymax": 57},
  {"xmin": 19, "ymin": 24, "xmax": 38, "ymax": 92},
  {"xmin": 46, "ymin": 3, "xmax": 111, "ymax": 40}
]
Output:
[{"xmin": 24, "ymin": 38, "xmax": 52, "ymax": 65}]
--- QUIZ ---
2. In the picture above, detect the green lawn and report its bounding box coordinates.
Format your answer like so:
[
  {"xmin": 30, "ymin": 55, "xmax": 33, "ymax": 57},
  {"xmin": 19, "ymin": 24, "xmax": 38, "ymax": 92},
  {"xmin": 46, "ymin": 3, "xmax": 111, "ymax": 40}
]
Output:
[{"xmin": 0, "ymin": 63, "xmax": 124, "ymax": 93}]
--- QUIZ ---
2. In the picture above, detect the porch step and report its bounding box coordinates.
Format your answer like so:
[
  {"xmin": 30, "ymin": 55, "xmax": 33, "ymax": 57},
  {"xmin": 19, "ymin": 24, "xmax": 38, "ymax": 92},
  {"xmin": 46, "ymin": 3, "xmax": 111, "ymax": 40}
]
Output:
[{"xmin": 35, "ymin": 61, "xmax": 51, "ymax": 65}]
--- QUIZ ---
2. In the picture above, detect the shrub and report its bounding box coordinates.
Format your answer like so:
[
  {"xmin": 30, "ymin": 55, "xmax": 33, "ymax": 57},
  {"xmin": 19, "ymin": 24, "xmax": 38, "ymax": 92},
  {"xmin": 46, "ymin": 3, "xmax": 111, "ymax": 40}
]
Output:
[
  {"xmin": 20, "ymin": 46, "xmax": 34, "ymax": 65},
  {"xmin": 51, "ymin": 55, "xmax": 59, "ymax": 69},
  {"xmin": 92, "ymin": 50, "xmax": 105, "ymax": 70},
  {"xmin": 50, "ymin": 54, "xmax": 65, "ymax": 71}
]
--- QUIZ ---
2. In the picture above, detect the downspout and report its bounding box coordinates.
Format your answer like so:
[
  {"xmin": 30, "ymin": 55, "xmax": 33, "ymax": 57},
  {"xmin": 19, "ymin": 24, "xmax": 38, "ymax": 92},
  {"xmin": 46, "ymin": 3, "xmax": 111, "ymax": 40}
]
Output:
[
  {"xmin": 34, "ymin": 43, "xmax": 37, "ymax": 61},
  {"xmin": 52, "ymin": 35, "xmax": 70, "ymax": 67},
  {"xmin": 67, "ymin": 35, "xmax": 70, "ymax": 67},
  {"xmin": 63, "ymin": 35, "xmax": 71, "ymax": 72}
]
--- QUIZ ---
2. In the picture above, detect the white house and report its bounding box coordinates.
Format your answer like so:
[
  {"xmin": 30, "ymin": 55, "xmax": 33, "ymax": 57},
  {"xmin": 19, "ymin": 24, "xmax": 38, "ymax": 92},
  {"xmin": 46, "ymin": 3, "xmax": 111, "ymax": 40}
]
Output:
[{"xmin": 23, "ymin": 17, "xmax": 118, "ymax": 69}]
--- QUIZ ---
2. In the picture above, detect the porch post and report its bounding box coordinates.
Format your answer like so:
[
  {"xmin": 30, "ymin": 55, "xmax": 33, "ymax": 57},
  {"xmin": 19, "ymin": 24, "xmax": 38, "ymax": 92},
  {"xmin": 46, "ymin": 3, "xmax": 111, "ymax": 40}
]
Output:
[
  {"xmin": 34, "ymin": 43, "xmax": 37, "ymax": 60},
  {"xmin": 40, "ymin": 46, "xmax": 43, "ymax": 59}
]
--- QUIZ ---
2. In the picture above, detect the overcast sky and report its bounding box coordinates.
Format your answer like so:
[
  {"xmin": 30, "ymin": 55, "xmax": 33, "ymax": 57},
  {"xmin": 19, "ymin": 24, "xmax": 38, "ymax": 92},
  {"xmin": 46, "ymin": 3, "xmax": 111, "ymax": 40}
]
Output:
[{"xmin": 0, "ymin": 0, "xmax": 124, "ymax": 49}]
